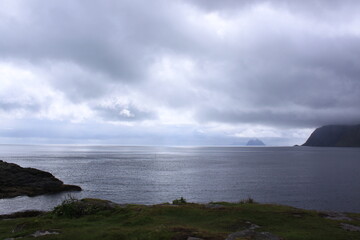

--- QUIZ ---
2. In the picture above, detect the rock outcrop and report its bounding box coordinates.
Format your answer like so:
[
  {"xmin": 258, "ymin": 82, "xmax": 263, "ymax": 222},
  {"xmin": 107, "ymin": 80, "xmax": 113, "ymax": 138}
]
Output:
[
  {"xmin": 303, "ymin": 124, "xmax": 360, "ymax": 147},
  {"xmin": 246, "ymin": 138, "xmax": 265, "ymax": 146},
  {"xmin": 0, "ymin": 160, "xmax": 81, "ymax": 199}
]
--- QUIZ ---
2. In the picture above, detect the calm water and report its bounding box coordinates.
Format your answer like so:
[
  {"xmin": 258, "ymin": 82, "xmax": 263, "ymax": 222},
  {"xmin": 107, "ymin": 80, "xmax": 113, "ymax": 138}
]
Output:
[{"xmin": 1, "ymin": 145, "xmax": 360, "ymax": 214}]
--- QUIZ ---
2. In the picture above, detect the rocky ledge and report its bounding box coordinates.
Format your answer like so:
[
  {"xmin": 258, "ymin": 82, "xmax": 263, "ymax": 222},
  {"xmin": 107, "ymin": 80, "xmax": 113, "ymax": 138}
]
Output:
[{"xmin": 0, "ymin": 160, "xmax": 81, "ymax": 199}]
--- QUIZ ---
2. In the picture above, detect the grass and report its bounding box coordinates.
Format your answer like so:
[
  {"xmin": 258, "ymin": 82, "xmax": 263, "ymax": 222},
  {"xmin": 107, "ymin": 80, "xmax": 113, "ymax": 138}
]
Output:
[{"xmin": 0, "ymin": 198, "xmax": 360, "ymax": 240}]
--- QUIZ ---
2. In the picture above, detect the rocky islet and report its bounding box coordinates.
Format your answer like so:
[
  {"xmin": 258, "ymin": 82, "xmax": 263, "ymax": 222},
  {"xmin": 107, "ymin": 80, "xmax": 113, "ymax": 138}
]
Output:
[{"xmin": 0, "ymin": 160, "xmax": 81, "ymax": 199}]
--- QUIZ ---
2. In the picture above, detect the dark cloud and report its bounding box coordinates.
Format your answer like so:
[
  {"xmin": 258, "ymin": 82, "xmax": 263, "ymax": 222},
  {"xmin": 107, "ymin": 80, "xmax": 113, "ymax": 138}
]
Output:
[
  {"xmin": 45, "ymin": 62, "xmax": 114, "ymax": 102},
  {"xmin": 0, "ymin": 0, "xmax": 214, "ymax": 81},
  {"xmin": 0, "ymin": 1, "xmax": 143, "ymax": 80},
  {"xmin": 196, "ymin": 107, "xmax": 360, "ymax": 128}
]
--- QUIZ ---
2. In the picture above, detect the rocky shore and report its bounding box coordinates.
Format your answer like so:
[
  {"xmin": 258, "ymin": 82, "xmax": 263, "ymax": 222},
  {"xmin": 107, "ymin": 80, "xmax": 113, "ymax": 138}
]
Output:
[{"xmin": 0, "ymin": 160, "xmax": 81, "ymax": 199}]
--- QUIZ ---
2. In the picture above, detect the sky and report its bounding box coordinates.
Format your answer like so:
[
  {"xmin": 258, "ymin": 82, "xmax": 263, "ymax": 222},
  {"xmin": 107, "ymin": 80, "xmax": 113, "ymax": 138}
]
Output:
[{"xmin": 0, "ymin": 0, "xmax": 360, "ymax": 146}]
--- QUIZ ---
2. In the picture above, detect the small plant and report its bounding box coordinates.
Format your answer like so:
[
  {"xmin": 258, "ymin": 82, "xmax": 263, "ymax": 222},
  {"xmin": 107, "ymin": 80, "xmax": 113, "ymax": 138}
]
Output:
[
  {"xmin": 52, "ymin": 196, "xmax": 111, "ymax": 218},
  {"xmin": 52, "ymin": 195, "xmax": 83, "ymax": 218},
  {"xmin": 239, "ymin": 197, "xmax": 256, "ymax": 204},
  {"xmin": 172, "ymin": 197, "xmax": 187, "ymax": 205}
]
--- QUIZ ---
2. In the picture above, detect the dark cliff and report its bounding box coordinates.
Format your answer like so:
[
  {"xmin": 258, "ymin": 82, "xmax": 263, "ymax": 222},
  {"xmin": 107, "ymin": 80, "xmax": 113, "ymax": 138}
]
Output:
[
  {"xmin": 303, "ymin": 124, "xmax": 360, "ymax": 147},
  {"xmin": 0, "ymin": 160, "xmax": 81, "ymax": 199}
]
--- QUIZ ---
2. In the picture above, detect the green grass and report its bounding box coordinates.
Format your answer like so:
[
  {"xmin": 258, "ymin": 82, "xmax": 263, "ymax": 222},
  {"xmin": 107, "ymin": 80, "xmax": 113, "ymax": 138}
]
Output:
[{"xmin": 1, "ymin": 199, "xmax": 360, "ymax": 240}]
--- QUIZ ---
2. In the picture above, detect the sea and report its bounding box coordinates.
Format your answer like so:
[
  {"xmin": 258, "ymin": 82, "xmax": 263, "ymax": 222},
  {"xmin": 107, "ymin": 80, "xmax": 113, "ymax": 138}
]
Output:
[{"xmin": 1, "ymin": 144, "xmax": 360, "ymax": 214}]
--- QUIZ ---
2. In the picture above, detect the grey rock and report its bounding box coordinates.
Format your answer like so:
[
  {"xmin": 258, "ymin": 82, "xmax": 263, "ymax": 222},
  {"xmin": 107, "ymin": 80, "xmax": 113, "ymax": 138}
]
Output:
[
  {"xmin": 341, "ymin": 223, "xmax": 360, "ymax": 232},
  {"xmin": 245, "ymin": 221, "xmax": 261, "ymax": 230},
  {"xmin": 226, "ymin": 229, "xmax": 281, "ymax": 240},
  {"xmin": 226, "ymin": 229, "xmax": 254, "ymax": 240},
  {"xmin": 321, "ymin": 211, "xmax": 353, "ymax": 221},
  {"xmin": 187, "ymin": 237, "xmax": 204, "ymax": 240},
  {"xmin": 249, "ymin": 223, "xmax": 261, "ymax": 230},
  {"xmin": 31, "ymin": 230, "xmax": 59, "ymax": 237}
]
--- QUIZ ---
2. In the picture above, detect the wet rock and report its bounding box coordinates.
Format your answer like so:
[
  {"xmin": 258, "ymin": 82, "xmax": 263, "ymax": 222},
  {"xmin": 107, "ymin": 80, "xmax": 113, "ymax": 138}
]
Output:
[
  {"xmin": 187, "ymin": 237, "xmax": 204, "ymax": 240},
  {"xmin": 0, "ymin": 160, "xmax": 81, "ymax": 199}
]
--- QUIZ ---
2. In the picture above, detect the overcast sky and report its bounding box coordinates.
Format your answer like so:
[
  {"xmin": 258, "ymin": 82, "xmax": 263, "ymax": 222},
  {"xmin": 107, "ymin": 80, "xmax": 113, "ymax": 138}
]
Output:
[{"xmin": 0, "ymin": 0, "xmax": 360, "ymax": 146}]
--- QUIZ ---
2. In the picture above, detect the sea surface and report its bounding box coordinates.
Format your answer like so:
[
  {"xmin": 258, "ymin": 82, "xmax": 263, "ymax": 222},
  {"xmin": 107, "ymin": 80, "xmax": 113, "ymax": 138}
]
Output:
[{"xmin": 1, "ymin": 145, "xmax": 360, "ymax": 214}]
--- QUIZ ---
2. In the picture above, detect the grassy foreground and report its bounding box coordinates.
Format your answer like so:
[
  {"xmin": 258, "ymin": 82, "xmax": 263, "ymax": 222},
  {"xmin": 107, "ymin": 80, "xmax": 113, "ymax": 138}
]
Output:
[{"xmin": 1, "ymin": 198, "xmax": 360, "ymax": 240}]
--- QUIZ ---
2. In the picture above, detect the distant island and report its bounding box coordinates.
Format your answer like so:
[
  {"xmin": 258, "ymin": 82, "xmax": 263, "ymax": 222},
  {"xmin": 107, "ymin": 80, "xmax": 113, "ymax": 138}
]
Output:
[
  {"xmin": 0, "ymin": 160, "xmax": 81, "ymax": 199},
  {"xmin": 246, "ymin": 138, "xmax": 265, "ymax": 146},
  {"xmin": 303, "ymin": 124, "xmax": 360, "ymax": 147}
]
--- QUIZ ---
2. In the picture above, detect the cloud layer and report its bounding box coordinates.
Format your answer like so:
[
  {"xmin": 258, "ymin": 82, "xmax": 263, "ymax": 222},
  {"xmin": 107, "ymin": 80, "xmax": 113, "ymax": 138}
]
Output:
[{"xmin": 0, "ymin": 0, "xmax": 360, "ymax": 145}]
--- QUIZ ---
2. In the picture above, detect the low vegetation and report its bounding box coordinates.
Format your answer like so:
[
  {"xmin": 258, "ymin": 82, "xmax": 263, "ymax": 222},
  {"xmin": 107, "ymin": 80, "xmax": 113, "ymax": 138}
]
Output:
[
  {"xmin": 172, "ymin": 197, "xmax": 187, "ymax": 205},
  {"xmin": 0, "ymin": 197, "xmax": 360, "ymax": 240},
  {"xmin": 52, "ymin": 196, "xmax": 115, "ymax": 218}
]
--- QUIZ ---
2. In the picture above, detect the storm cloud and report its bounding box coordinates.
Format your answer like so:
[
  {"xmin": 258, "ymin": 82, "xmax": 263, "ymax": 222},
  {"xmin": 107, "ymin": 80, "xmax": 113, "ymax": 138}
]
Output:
[{"xmin": 0, "ymin": 0, "xmax": 359, "ymax": 145}]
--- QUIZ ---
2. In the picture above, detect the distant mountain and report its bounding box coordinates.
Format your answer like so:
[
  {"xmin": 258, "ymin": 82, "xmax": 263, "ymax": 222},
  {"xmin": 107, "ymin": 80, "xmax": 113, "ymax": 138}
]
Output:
[
  {"xmin": 246, "ymin": 138, "xmax": 265, "ymax": 146},
  {"xmin": 303, "ymin": 124, "xmax": 360, "ymax": 147}
]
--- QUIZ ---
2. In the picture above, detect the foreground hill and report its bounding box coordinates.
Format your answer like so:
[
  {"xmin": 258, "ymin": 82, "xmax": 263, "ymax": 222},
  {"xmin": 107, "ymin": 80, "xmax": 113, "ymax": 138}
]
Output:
[
  {"xmin": 303, "ymin": 124, "xmax": 360, "ymax": 147},
  {"xmin": 0, "ymin": 198, "xmax": 359, "ymax": 240},
  {"xmin": 0, "ymin": 160, "xmax": 81, "ymax": 199}
]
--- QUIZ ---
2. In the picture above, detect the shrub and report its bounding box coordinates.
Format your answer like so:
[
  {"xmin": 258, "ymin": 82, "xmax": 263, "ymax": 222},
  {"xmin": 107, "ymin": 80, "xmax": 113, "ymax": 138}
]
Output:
[
  {"xmin": 239, "ymin": 197, "xmax": 256, "ymax": 204},
  {"xmin": 172, "ymin": 197, "xmax": 187, "ymax": 205},
  {"xmin": 52, "ymin": 196, "xmax": 112, "ymax": 218}
]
